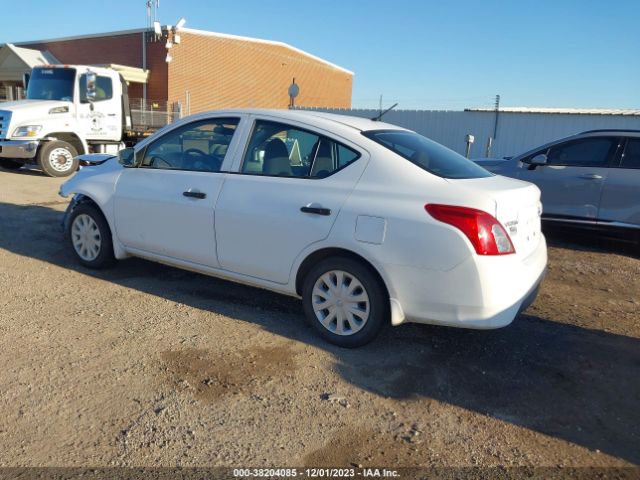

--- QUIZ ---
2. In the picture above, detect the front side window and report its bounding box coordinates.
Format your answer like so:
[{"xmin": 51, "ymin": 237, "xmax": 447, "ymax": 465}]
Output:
[
  {"xmin": 363, "ymin": 130, "xmax": 492, "ymax": 179},
  {"xmin": 26, "ymin": 68, "xmax": 75, "ymax": 102},
  {"xmin": 620, "ymin": 139, "xmax": 640, "ymax": 169},
  {"xmin": 546, "ymin": 138, "xmax": 615, "ymax": 167},
  {"xmin": 241, "ymin": 120, "xmax": 360, "ymax": 178},
  {"xmin": 79, "ymin": 74, "xmax": 113, "ymax": 102},
  {"xmin": 141, "ymin": 118, "xmax": 239, "ymax": 172}
]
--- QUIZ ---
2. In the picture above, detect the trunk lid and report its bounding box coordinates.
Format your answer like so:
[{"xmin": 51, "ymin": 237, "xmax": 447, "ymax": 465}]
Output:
[{"xmin": 452, "ymin": 175, "xmax": 543, "ymax": 258}]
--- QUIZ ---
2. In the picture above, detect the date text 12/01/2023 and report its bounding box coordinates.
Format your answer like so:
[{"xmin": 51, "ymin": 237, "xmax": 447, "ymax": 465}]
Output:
[{"xmin": 232, "ymin": 468, "xmax": 400, "ymax": 478}]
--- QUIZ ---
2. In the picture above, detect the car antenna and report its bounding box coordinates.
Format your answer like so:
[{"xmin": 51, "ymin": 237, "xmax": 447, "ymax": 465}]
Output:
[{"xmin": 371, "ymin": 103, "xmax": 398, "ymax": 121}]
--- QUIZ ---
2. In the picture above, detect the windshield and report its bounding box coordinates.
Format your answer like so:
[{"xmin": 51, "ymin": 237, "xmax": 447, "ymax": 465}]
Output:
[
  {"xmin": 363, "ymin": 130, "xmax": 493, "ymax": 179},
  {"xmin": 26, "ymin": 68, "xmax": 76, "ymax": 102}
]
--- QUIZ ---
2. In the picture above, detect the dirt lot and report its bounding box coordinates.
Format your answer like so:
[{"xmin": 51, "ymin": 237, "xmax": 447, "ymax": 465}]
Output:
[{"xmin": 0, "ymin": 167, "xmax": 638, "ymax": 470}]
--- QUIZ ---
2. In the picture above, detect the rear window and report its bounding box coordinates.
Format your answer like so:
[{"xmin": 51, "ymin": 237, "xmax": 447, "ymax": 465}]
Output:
[{"xmin": 363, "ymin": 130, "xmax": 493, "ymax": 179}]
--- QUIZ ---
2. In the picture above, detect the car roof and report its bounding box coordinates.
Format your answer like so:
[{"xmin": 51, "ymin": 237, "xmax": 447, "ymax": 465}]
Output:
[
  {"xmin": 181, "ymin": 108, "xmax": 408, "ymax": 133},
  {"xmin": 579, "ymin": 129, "xmax": 640, "ymax": 136},
  {"xmin": 512, "ymin": 129, "xmax": 640, "ymax": 160}
]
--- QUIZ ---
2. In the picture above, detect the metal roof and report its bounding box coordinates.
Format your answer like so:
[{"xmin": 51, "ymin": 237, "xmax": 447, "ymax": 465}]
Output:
[
  {"xmin": 465, "ymin": 107, "xmax": 640, "ymax": 116},
  {"xmin": 0, "ymin": 44, "xmax": 60, "ymax": 81},
  {"xmin": 94, "ymin": 64, "xmax": 149, "ymax": 84}
]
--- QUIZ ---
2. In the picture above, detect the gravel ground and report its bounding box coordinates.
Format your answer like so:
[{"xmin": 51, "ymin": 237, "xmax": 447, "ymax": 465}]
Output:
[{"xmin": 0, "ymin": 167, "xmax": 638, "ymax": 469}]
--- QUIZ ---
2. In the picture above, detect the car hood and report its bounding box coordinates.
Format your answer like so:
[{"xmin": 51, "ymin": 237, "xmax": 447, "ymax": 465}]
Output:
[
  {"xmin": 0, "ymin": 100, "xmax": 74, "ymax": 135},
  {"xmin": 59, "ymin": 155, "xmax": 123, "ymax": 198},
  {"xmin": 473, "ymin": 158, "xmax": 510, "ymax": 171},
  {"xmin": 0, "ymin": 99, "xmax": 72, "ymax": 112}
]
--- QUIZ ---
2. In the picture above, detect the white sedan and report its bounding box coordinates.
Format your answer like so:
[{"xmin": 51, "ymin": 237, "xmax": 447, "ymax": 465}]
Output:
[{"xmin": 59, "ymin": 109, "xmax": 547, "ymax": 347}]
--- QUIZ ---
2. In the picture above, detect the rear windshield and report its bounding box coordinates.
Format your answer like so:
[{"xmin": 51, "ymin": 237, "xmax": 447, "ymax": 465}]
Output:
[{"xmin": 363, "ymin": 130, "xmax": 493, "ymax": 179}]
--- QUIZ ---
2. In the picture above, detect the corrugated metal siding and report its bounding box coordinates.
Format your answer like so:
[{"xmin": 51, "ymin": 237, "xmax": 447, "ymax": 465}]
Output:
[{"xmin": 303, "ymin": 108, "xmax": 640, "ymax": 158}]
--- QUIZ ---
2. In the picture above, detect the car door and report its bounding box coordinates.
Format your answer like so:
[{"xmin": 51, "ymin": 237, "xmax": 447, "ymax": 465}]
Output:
[
  {"xmin": 598, "ymin": 137, "xmax": 640, "ymax": 227},
  {"xmin": 516, "ymin": 136, "xmax": 618, "ymax": 221},
  {"xmin": 215, "ymin": 117, "xmax": 366, "ymax": 284},
  {"xmin": 113, "ymin": 116, "xmax": 244, "ymax": 267},
  {"xmin": 77, "ymin": 72, "xmax": 121, "ymax": 142}
]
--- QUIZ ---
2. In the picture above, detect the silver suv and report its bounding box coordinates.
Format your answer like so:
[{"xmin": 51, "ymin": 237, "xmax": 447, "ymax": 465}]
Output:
[{"xmin": 476, "ymin": 130, "xmax": 640, "ymax": 243}]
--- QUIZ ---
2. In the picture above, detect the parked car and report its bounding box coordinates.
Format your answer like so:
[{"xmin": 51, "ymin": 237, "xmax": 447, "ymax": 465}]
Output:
[
  {"xmin": 475, "ymin": 130, "xmax": 640, "ymax": 243},
  {"xmin": 59, "ymin": 109, "xmax": 546, "ymax": 347}
]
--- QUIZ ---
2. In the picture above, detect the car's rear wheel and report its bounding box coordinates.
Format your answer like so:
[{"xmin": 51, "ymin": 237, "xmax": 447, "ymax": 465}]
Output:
[
  {"xmin": 67, "ymin": 203, "xmax": 115, "ymax": 269},
  {"xmin": 0, "ymin": 158, "xmax": 23, "ymax": 170},
  {"xmin": 302, "ymin": 257, "xmax": 387, "ymax": 347},
  {"xmin": 38, "ymin": 140, "xmax": 78, "ymax": 177}
]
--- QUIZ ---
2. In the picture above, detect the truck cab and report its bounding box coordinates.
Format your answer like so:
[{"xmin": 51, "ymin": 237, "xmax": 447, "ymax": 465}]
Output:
[{"xmin": 0, "ymin": 65, "xmax": 130, "ymax": 176}]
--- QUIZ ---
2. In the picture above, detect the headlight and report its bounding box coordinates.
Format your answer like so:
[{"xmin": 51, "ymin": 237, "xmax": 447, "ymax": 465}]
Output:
[{"xmin": 13, "ymin": 125, "xmax": 42, "ymax": 138}]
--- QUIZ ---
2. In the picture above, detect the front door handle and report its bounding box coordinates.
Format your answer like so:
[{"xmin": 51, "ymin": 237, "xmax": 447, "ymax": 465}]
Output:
[
  {"xmin": 300, "ymin": 205, "xmax": 331, "ymax": 216},
  {"xmin": 183, "ymin": 190, "xmax": 206, "ymax": 199},
  {"xmin": 580, "ymin": 173, "xmax": 603, "ymax": 180}
]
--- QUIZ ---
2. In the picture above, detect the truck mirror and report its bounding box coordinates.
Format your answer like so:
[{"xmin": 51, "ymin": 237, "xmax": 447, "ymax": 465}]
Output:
[
  {"xmin": 22, "ymin": 72, "xmax": 30, "ymax": 90},
  {"xmin": 118, "ymin": 147, "xmax": 136, "ymax": 167},
  {"xmin": 85, "ymin": 72, "xmax": 97, "ymax": 102}
]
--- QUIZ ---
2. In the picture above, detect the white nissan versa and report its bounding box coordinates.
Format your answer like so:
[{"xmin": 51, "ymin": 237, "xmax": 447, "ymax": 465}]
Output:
[{"xmin": 59, "ymin": 109, "xmax": 547, "ymax": 347}]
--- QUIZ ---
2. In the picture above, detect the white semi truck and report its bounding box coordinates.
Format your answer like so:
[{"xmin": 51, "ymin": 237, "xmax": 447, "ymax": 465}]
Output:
[{"xmin": 0, "ymin": 64, "xmax": 164, "ymax": 176}]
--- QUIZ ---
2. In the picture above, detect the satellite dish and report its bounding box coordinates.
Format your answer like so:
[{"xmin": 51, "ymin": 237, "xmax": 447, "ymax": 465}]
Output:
[{"xmin": 288, "ymin": 82, "xmax": 300, "ymax": 98}]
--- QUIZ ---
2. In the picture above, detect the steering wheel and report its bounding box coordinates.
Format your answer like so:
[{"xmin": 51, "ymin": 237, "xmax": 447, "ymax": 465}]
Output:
[
  {"xmin": 183, "ymin": 148, "xmax": 207, "ymax": 158},
  {"xmin": 182, "ymin": 148, "xmax": 209, "ymax": 170}
]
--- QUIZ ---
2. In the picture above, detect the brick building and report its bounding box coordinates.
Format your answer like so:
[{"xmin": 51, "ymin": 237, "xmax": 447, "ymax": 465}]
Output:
[{"xmin": 0, "ymin": 28, "xmax": 353, "ymax": 111}]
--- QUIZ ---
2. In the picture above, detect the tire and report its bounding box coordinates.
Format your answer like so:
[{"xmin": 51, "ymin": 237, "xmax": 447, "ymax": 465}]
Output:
[
  {"xmin": 302, "ymin": 257, "xmax": 388, "ymax": 348},
  {"xmin": 67, "ymin": 203, "xmax": 116, "ymax": 269},
  {"xmin": 0, "ymin": 158, "xmax": 23, "ymax": 170},
  {"xmin": 38, "ymin": 140, "xmax": 79, "ymax": 177}
]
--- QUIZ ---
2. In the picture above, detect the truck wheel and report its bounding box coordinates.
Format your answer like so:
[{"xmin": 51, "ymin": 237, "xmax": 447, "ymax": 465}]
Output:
[
  {"xmin": 302, "ymin": 257, "xmax": 388, "ymax": 348},
  {"xmin": 0, "ymin": 159, "xmax": 23, "ymax": 170},
  {"xmin": 67, "ymin": 203, "xmax": 116, "ymax": 269},
  {"xmin": 38, "ymin": 140, "xmax": 79, "ymax": 177}
]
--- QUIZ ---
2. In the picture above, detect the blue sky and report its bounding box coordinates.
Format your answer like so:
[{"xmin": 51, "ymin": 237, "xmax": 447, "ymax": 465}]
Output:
[{"xmin": 1, "ymin": 0, "xmax": 638, "ymax": 110}]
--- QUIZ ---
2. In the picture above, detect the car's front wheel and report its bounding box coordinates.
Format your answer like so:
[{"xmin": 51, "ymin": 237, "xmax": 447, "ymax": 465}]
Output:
[
  {"xmin": 67, "ymin": 203, "xmax": 115, "ymax": 269},
  {"xmin": 302, "ymin": 257, "xmax": 387, "ymax": 347}
]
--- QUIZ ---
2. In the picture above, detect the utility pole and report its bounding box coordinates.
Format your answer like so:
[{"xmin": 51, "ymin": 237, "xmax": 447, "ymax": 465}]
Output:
[{"xmin": 492, "ymin": 94, "xmax": 500, "ymax": 140}]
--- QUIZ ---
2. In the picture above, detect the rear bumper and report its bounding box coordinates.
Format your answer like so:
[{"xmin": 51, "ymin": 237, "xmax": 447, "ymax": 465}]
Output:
[
  {"xmin": 387, "ymin": 235, "xmax": 548, "ymax": 329},
  {"xmin": 0, "ymin": 140, "xmax": 39, "ymax": 159}
]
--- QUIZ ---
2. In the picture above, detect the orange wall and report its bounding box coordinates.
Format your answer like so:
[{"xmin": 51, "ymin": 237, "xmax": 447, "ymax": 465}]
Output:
[
  {"xmin": 167, "ymin": 32, "xmax": 353, "ymax": 113},
  {"xmin": 22, "ymin": 30, "xmax": 353, "ymax": 112}
]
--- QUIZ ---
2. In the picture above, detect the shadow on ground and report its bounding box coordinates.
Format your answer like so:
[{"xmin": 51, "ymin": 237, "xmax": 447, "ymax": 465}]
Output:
[
  {"xmin": 1, "ymin": 202, "xmax": 639, "ymax": 464},
  {"xmin": 0, "ymin": 165, "xmax": 47, "ymax": 177},
  {"xmin": 543, "ymin": 224, "xmax": 639, "ymax": 259}
]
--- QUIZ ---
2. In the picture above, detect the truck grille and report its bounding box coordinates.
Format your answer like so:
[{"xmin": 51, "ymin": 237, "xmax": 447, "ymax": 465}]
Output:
[{"xmin": 0, "ymin": 110, "xmax": 10, "ymax": 140}]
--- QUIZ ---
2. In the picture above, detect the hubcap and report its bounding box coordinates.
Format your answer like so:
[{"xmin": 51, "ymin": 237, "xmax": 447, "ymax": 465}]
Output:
[
  {"xmin": 71, "ymin": 214, "xmax": 101, "ymax": 261},
  {"xmin": 312, "ymin": 270, "xmax": 370, "ymax": 336},
  {"xmin": 48, "ymin": 147, "xmax": 74, "ymax": 172}
]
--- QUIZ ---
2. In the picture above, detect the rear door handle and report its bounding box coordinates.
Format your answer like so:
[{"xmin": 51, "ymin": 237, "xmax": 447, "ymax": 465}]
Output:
[
  {"xmin": 580, "ymin": 173, "xmax": 603, "ymax": 180},
  {"xmin": 183, "ymin": 190, "xmax": 206, "ymax": 199},
  {"xmin": 300, "ymin": 205, "xmax": 331, "ymax": 216}
]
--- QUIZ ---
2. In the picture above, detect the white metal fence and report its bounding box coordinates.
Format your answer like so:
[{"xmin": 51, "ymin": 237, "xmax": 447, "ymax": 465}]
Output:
[
  {"xmin": 129, "ymin": 98, "xmax": 182, "ymax": 130},
  {"xmin": 301, "ymin": 108, "xmax": 640, "ymax": 158}
]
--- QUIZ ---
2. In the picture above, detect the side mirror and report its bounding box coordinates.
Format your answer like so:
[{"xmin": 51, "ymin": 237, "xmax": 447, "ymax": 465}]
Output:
[
  {"xmin": 118, "ymin": 147, "xmax": 136, "ymax": 167},
  {"xmin": 85, "ymin": 72, "xmax": 97, "ymax": 103},
  {"xmin": 529, "ymin": 153, "xmax": 548, "ymax": 166},
  {"xmin": 22, "ymin": 72, "xmax": 30, "ymax": 90}
]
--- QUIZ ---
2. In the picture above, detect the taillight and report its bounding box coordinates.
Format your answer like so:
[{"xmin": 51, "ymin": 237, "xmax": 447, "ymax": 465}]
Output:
[{"xmin": 425, "ymin": 204, "xmax": 515, "ymax": 256}]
